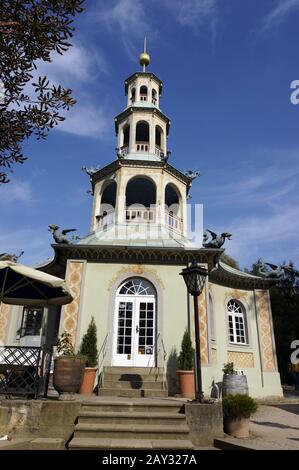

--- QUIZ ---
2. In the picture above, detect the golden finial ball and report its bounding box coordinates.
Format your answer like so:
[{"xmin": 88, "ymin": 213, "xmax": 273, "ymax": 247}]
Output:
[{"xmin": 139, "ymin": 52, "xmax": 150, "ymax": 67}]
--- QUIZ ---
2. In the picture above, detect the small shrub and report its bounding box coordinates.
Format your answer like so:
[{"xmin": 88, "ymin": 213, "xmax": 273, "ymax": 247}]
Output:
[
  {"xmin": 223, "ymin": 394, "xmax": 258, "ymax": 420},
  {"xmin": 79, "ymin": 317, "xmax": 98, "ymax": 367},
  {"xmin": 56, "ymin": 332, "xmax": 75, "ymax": 356},
  {"xmin": 222, "ymin": 362, "xmax": 235, "ymax": 374},
  {"xmin": 177, "ymin": 329, "xmax": 194, "ymax": 371}
]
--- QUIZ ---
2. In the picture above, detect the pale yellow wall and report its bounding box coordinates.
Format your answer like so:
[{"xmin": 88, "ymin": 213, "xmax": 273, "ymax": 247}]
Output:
[
  {"xmin": 77, "ymin": 262, "xmax": 189, "ymax": 372},
  {"xmin": 205, "ymin": 282, "xmax": 282, "ymax": 398}
]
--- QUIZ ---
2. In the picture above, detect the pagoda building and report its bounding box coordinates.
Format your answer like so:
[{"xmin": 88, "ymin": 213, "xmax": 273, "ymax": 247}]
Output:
[{"xmin": 1, "ymin": 44, "xmax": 282, "ymax": 399}]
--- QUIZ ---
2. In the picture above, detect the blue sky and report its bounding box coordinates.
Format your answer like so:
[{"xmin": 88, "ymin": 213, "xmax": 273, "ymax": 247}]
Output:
[{"xmin": 1, "ymin": 0, "xmax": 299, "ymax": 269}]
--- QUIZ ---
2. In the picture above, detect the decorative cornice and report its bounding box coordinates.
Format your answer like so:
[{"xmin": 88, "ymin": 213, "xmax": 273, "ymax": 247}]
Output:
[
  {"xmin": 90, "ymin": 159, "xmax": 192, "ymax": 190},
  {"xmin": 45, "ymin": 245, "xmax": 223, "ymax": 273},
  {"xmin": 114, "ymin": 107, "xmax": 171, "ymax": 134},
  {"xmin": 124, "ymin": 72, "xmax": 163, "ymax": 94}
]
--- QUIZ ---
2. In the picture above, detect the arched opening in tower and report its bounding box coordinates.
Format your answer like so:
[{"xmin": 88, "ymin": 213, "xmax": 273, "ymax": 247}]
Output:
[
  {"xmin": 155, "ymin": 125, "xmax": 164, "ymax": 155},
  {"xmin": 140, "ymin": 85, "xmax": 148, "ymax": 101},
  {"xmin": 165, "ymin": 183, "xmax": 181, "ymax": 231},
  {"xmin": 125, "ymin": 176, "xmax": 156, "ymax": 223},
  {"xmin": 123, "ymin": 125, "xmax": 130, "ymax": 147},
  {"xmin": 131, "ymin": 87, "xmax": 136, "ymax": 103},
  {"xmin": 152, "ymin": 89, "xmax": 157, "ymax": 105},
  {"xmin": 136, "ymin": 121, "xmax": 150, "ymax": 152},
  {"xmin": 97, "ymin": 181, "xmax": 117, "ymax": 228}
]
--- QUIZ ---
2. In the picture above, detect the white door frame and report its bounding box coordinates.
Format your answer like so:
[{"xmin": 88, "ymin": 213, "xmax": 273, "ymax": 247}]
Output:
[{"xmin": 112, "ymin": 281, "xmax": 156, "ymax": 367}]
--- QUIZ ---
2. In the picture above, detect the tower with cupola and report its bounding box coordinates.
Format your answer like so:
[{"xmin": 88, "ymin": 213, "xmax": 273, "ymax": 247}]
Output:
[{"xmin": 88, "ymin": 41, "xmax": 193, "ymax": 243}]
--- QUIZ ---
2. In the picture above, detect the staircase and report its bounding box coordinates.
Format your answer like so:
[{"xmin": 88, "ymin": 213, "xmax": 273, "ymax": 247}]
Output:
[
  {"xmin": 98, "ymin": 366, "xmax": 168, "ymax": 398},
  {"xmin": 68, "ymin": 398, "xmax": 194, "ymax": 450}
]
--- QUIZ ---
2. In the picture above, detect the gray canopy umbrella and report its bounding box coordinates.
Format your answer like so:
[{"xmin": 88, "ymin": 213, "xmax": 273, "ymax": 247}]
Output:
[{"xmin": 0, "ymin": 260, "xmax": 73, "ymax": 306}]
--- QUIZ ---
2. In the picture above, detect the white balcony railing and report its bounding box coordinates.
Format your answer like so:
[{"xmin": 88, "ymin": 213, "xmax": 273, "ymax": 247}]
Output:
[
  {"xmin": 96, "ymin": 209, "xmax": 115, "ymax": 229},
  {"xmin": 120, "ymin": 145, "xmax": 129, "ymax": 156},
  {"xmin": 126, "ymin": 208, "xmax": 155, "ymax": 224},
  {"xmin": 155, "ymin": 146, "xmax": 163, "ymax": 157},
  {"xmin": 136, "ymin": 141, "xmax": 149, "ymax": 152},
  {"xmin": 165, "ymin": 210, "xmax": 182, "ymax": 232}
]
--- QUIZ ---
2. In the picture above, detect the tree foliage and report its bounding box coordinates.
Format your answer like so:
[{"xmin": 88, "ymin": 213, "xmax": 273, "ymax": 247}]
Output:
[
  {"xmin": 221, "ymin": 253, "xmax": 240, "ymax": 270},
  {"xmin": 0, "ymin": 0, "xmax": 85, "ymax": 183},
  {"xmin": 248, "ymin": 259, "xmax": 299, "ymax": 383}
]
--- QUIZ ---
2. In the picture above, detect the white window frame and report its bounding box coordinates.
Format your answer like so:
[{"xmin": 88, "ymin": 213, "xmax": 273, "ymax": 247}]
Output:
[{"xmin": 227, "ymin": 299, "xmax": 248, "ymax": 345}]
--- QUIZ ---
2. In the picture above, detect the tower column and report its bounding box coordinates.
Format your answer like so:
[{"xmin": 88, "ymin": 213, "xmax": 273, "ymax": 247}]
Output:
[{"xmin": 150, "ymin": 114, "xmax": 155, "ymax": 155}]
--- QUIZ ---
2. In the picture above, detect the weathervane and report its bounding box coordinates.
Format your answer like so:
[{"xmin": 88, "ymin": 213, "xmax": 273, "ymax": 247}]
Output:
[{"xmin": 139, "ymin": 37, "xmax": 150, "ymax": 72}]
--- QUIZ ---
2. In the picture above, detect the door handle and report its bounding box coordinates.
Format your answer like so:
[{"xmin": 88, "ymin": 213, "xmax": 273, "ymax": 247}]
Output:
[{"xmin": 136, "ymin": 325, "xmax": 139, "ymax": 333}]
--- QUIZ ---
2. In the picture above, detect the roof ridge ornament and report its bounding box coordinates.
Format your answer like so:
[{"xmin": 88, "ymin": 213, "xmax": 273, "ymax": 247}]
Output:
[{"xmin": 139, "ymin": 37, "xmax": 150, "ymax": 72}]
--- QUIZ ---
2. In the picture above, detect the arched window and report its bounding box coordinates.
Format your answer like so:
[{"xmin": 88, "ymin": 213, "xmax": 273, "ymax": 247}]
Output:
[
  {"xmin": 118, "ymin": 278, "xmax": 155, "ymax": 296},
  {"xmin": 152, "ymin": 89, "xmax": 157, "ymax": 105},
  {"xmin": 136, "ymin": 121, "xmax": 149, "ymax": 152},
  {"xmin": 227, "ymin": 300, "xmax": 248, "ymax": 345},
  {"xmin": 131, "ymin": 87, "xmax": 136, "ymax": 103},
  {"xmin": 140, "ymin": 85, "xmax": 148, "ymax": 101}
]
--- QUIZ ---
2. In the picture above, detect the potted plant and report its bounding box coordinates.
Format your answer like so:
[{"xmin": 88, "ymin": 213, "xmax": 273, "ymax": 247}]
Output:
[
  {"xmin": 177, "ymin": 329, "xmax": 195, "ymax": 399},
  {"xmin": 222, "ymin": 362, "xmax": 248, "ymax": 397},
  {"xmin": 53, "ymin": 332, "xmax": 85, "ymax": 395},
  {"xmin": 78, "ymin": 317, "xmax": 98, "ymax": 395},
  {"xmin": 223, "ymin": 394, "xmax": 258, "ymax": 438}
]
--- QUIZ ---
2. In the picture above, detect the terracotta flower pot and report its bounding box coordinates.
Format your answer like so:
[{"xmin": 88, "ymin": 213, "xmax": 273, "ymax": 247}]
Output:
[
  {"xmin": 53, "ymin": 357, "xmax": 85, "ymax": 393},
  {"xmin": 79, "ymin": 367, "xmax": 98, "ymax": 395},
  {"xmin": 177, "ymin": 370, "xmax": 195, "ymax": 398},
  {"xmin": 224, "ymin": 417, "xmax": 250, "ymax": 438}
]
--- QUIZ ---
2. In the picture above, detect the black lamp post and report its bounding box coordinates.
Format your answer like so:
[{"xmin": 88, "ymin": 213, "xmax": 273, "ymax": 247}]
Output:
[{"xmin": 180, "ymin": 262, "xmax": 208, "ymax": 402}]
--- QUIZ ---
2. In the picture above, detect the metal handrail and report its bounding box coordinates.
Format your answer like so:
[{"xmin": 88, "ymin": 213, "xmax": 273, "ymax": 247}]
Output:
[{"xmin": 98, "ymin": 333, "xmax": 108, "ymax": 369}]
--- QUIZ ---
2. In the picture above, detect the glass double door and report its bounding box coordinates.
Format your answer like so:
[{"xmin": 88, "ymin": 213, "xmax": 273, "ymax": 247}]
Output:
[{"xmin": 113, "ymin": 296, "xmax": 155, "ymax": 367}]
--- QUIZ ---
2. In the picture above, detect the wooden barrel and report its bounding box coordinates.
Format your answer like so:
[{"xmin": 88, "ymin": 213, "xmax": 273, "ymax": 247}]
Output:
[
  {"xmin": 53, "ymin": 357, "xmax": 85, "ymax": 393},
  {"xmin": 222, "ymin": 374, "xmax": 248, "ymax": 397}
]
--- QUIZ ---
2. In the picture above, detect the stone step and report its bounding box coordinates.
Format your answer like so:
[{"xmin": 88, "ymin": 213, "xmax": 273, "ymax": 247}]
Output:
[
  {"xmin": 98, "ymin": 388, "xmax": 168, "ymax": 398},
  {"xmin": 78, "ymin": 410, "xmax": 186, "ymax": 425},
  {"xmin": 103, "ymin": 373, "xmax": 164, "ymax": 382},
  {"xmin": 103, "ymin": 380, "xmax": 165, "ymax": 390},
  {"xmin": 104, "ymin": 366, "xmax": 164, "ymax": 375},
  {"xmin": 74, "ymin": 422, "xmax": 190, "ymax": 440},
  {"xmin": 81, "ymin": 400, "xmax": 183, "ymax": 414},
  {"xmin": 69, "ymin": 437, "xmax": 194, "ymax": 450}
]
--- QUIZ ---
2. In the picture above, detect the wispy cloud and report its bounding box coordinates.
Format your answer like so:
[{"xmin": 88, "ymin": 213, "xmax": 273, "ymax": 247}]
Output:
[
  {"xmin": 163, "ymin": 0, "xmax": 221, "ymax": 40},
  {"xmin": 226, "ymin": 204, "xmax": 299, "ymax": 268},
  {"xmin": 200, "ymin": 158, "xmax": 299, "ymax": 208},
  {"xmin": 30, "ymin": 43, "xmax": 110, "ymax": 139},
  {"xmin": 0, "ymin": 227, "xmax": 52, "ymax": 266},
  {"xmin": 259, "ymin": 0, "xmax": 299, "ymax": 33},
  {"xmin": 94, "ymin": 0, "xmax": 148, "ymax": 59},
  {"xmin": 0, "ymin": 181, "xmax": 34, "ymax": 206}
]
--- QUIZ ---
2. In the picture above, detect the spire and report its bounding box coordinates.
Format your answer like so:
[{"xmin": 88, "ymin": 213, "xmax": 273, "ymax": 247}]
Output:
[{"xmin": 139, "ymin": 37, "xmax": 150, "ymax": 72}]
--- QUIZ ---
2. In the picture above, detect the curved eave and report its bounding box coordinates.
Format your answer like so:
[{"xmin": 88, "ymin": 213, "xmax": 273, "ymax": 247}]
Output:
[
  {"xmin": 124, "ymin": 72, "xmax": 163, "ymax": 94},
  {"xmin": 114, "ymin": 107, "xmax": 171, "ymax": 135},
  {"xmin": 209, "ymin": 260, "xmax": 277, "ymax": 290}
]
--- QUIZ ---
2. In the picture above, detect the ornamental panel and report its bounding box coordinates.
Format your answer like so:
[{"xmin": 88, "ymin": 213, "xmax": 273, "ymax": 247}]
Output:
[
  {"xmin": 256, "ymin": 291, "xmax": 276, "ymax": 372},
  {"xmin": 0, "ymin": 303, "xmax": 10, "ymax": 345},
  {"xmin": 60, "ymin": 261, "xmax": 85, "ymax": 347},
  {"xmin": 198, "ymin": 289, "xmax": 209, "ymax": 365},
  {"xmin": 227, "ymin": 351, "xmax": 254, "ymax": 368}
]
